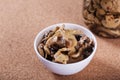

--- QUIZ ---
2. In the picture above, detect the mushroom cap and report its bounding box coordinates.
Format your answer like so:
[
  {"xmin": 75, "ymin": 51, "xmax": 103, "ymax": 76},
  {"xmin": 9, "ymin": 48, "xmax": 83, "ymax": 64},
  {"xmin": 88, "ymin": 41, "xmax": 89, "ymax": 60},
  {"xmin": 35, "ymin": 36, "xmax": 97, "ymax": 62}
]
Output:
[{"xmin": 102, "ymin": 15, "xmax": 120, "ymax": 29}]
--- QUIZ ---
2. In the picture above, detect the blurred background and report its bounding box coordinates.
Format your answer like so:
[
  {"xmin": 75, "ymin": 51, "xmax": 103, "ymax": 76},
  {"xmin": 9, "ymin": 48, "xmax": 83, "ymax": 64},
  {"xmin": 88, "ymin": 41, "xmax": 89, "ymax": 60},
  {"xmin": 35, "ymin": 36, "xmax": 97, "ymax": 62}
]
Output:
[{"xmin": 0, "ymin": 0, "xmax": 120, "ymax": 80}]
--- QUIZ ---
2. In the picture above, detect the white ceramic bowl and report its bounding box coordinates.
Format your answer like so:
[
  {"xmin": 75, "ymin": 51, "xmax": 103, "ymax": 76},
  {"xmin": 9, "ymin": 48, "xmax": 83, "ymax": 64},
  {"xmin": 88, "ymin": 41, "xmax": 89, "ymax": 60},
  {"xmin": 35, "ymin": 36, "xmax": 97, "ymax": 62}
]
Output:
[{"xmin": 34, "ymin": 23, "xmax": 97, "ymax": 75}]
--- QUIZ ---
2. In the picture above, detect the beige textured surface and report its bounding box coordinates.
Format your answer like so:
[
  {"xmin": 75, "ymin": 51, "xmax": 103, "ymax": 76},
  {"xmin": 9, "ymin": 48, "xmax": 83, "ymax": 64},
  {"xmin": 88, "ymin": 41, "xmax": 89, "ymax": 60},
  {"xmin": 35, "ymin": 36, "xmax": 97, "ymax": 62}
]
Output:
[{"xmin": 0, "ymin": 0, "xmax": 120, "ymax": 80}]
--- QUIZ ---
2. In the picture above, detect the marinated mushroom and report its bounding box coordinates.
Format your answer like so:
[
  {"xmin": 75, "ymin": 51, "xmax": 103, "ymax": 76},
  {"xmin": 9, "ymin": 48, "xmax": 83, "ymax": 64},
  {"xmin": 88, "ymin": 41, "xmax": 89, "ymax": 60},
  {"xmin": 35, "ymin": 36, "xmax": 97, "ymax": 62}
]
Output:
[
  {"xmin": 101, "ymin": 0, "xmax": 113, "ymax": 11},
  {"xmin": 37, "ymin": 25, "xmax": 95, "ymax": 64},
  {"xmin": 38, "ymin": 43, "xmax": 45, "ymax": 57},
  {"xmin": 102, "ymin": 15, "xmax": 120, "ymax": 29},
  {"xmin": 54, "ymin": 48, "xmax": 69, "ymax": 64},
  {"xmin": 70, "ymin": 48, "xmax": 82, "ymax": 58}
]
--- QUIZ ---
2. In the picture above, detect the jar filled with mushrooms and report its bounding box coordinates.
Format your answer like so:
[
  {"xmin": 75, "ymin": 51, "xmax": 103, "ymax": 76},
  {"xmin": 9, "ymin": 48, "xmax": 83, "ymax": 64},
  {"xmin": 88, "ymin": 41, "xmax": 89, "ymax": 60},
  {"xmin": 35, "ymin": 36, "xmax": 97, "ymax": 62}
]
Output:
[{"xmin": 83, "ymin": 0, "xmax": 120, "ymax": 38}]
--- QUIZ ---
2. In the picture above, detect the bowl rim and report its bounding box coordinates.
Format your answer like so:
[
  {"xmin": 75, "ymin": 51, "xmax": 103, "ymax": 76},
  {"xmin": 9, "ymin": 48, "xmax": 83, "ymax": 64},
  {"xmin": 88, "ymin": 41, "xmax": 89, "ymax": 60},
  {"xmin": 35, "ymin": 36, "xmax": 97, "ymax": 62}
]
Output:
[{"xmin": 34, "ymin": 23, "xmax": 97, "ymax": 66}]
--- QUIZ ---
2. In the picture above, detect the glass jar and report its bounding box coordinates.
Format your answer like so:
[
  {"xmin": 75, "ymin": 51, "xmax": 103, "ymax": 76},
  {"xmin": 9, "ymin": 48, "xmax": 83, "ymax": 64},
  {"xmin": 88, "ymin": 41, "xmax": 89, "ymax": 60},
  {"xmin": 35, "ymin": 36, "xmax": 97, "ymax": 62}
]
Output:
[{"xmin": 83, "ymin": 0, "xmax": 120, "ymax": 38}]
